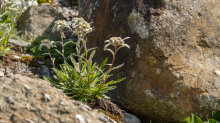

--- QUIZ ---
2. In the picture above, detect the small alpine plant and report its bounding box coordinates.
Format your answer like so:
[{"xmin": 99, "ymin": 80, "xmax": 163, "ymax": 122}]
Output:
[{"xmin": 40, "ymin": 17, "xmax": 130, "ymax": 104}]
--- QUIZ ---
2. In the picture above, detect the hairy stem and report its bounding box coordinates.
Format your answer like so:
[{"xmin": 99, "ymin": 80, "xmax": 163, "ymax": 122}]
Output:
[
  {"xmin": 60, "ymin": 29, "xmax": 70, "ymax": 79},
  {"xmin": 78, "ymin": 35, "xmax": 82, "ymax": 86},
  {"xmin": 78, "ymin": 35, "xmax": 81, "ymax": 71},
  {"xmin": 82, "ymin": 36, "xmax": 90, "ymax": 88},
  {"xmin": 47, "ymin": 47, "xmax": 55, "ymax": 68},
  {"xmin": 99, "ymin": 46, "xmax": 117, "ymax": 90},
  {"xmin": 60, "ymin": 29, "xmax": 66, "ymax": 62},
  {"xmin": 47, "ymin": 47, "xmax": 59, "ymax": 79}
]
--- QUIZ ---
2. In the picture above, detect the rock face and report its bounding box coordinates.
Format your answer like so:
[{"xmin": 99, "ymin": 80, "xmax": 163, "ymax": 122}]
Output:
[
  {"xmin": 123, "ymin": 113, "xmax": 141, "ymax": 123},
  {"xmin": 0, "ymin": 75, "xmax": 115, "ymax": 123},
  {"xmin": 79, "ymin": 0, "xmax": 220, "ymax": 122},
  {"xmin": 17, "ymin": 3, "xmax": 72, "ymax": 38},
  {"xmin": 71, "ymin": 0, "xmax": 78, "ymax": 6}
]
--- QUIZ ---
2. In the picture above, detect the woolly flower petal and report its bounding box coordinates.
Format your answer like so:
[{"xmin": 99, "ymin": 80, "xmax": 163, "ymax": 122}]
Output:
[
  {"xmin": 105, "ymin": 40, "xmax": 109, "ymax": 43},
  {"xmin": 104, "ymin": 43, "xmax": 111, "ymax": 51},
  {"xmin": 121, "ymin": 44, "xmax": 130, "ymax": 49},
  {"xmin": 123, "ymin": 37, "xmax": 130, "ymax": 41}
]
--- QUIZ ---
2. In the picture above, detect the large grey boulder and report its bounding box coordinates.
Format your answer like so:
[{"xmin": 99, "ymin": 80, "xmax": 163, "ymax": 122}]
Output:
[
  {"xmin": 17, "ymin": 3, "xmax": 72, "ymax": 39},
  {"xmin": 0, "ymin": 75, "xmax": 116, "ymax": 123},
  {"xmin": 79, "ymin": 0, "xmax": 220, "ymax": 122}
]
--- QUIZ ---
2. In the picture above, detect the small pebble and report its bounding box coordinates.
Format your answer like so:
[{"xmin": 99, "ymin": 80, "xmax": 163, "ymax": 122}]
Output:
[
  {"xmin": 12, "ymin": 55, "xmax": 21, "ymax": 59},
  {"xmin": 0, "ymin": 71, "xmax": 4, "ymax": 77},
  {"xmin": 37, "ymin": 61, "xmax": 44, "ymax": 65}
]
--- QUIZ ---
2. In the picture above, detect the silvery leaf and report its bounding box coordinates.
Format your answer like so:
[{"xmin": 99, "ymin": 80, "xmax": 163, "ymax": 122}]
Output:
[
  {"xmin": 105, "ymin": 48, "xmax": 114, "ymax": 56},
  {"xmin": 104, "ymin": 43, "xmax": 111, "ymax": 51},
  {"xmin": 123, "ymin": 37, "xmax": 130, "ymax": 40},
  {"xmin": 64, "ymin": 41, "xmax": 72, "ymax": 47},
  {"xmin": 41, "ymin": 53, "xmax": 49, "ymax": 56},
  {"xmin": 117, "ymin": 44, "xmax": 130, "ymax": 51}
]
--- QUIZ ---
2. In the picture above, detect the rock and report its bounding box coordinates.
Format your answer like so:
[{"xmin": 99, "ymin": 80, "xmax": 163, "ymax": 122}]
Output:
[
  {"xmin": 71, "ymin": 100, "xmax": 117, "ymax": 123},
  {"xmin": 50, "ymin": 69, "xmax": 55, "ymax": 75},
  {"xmin": 49, "ymin": 0, "xmax": 78, "ymax": 20},
  {"xmin": 28, "ymin": 67, "xmax": 36, "ymax": 71},
  {"xmin": 6, "ymin": 73, "xmax": 13, "ymax": 77},
  {"xmin": 5, "ymin": 67, "xmax": 12, "ymax": 74},
  {"xmin": 12, "ymin": 55, "xmax": 21, "ymax": 60},
  {"xmin": 71, "ymin": 0, "xmax": 78, "ymax": 6},
  {"xmin": 17, "ymin": 3, "xmax": 72, "ymax": 39},
  {"xmin": 53, "ymin": 6, "xmax": 79, "ymax": 21},
  {"xmin": 19, "ymin": 67, "xmax": 26, "ymax": 74},
  {"xmin": 79, "ymin": 0, "xmax": 220, "ymax": 122},
  {"xmin": 123, "ymin": 113, "xmax": 141, "ymax": 123},
  {"xmin": 7, "ymin": 39, "xmax": 31, "ymax": 53},
  {"xmin": 0, "ymin": 71, "xmax": 4, "ymax": 77},
  {"xmin": 8, "ymin": 39, "xmax": 31, "ymax": 47},
  {"xmin": 37, "ymin": 61, "xmax": 45, "ymax": 65},
  {"xmin": 57, "ymin": 0, "xmax": 78, "ymax": 7},
  {"xmin": 20, "ymin": 54, "xmax": 30, "ymax": 56},
  {"xmin": 34, "ymin": 73, "xmax": 42, "ymax": 78},
  {"xmin": 41, "ymin": 65, "xmax": 50, "ymax": 77},
  {"xmin": 0, "ymin": 75, "xmax": 114, "ymax": 123}
]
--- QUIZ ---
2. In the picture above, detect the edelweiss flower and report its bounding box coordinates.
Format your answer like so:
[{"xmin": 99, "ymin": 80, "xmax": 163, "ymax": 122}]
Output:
[
  {"xmin": 71, "ymin": 17, "xmax": 92, "ymax": 36},
  {"xmin": 104, "ymin": 37, "xmax": 130, "ymax": 51},
  {"xmin": 38, "ymin": 39, "xmax": 56, "ymax": 51},
  {"xmin": 52, "ymin": 20, "xmax": 72, "ymax": 33}
]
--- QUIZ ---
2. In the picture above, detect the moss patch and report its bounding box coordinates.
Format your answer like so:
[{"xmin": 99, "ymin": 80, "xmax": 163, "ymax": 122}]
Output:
[
  {"xmin": 20, "ymin": 55, "xmax": 34, "ymax": 65},
  {"xmin": 139, "ymin": 97, "xmax": 188, "ymax": 123}
]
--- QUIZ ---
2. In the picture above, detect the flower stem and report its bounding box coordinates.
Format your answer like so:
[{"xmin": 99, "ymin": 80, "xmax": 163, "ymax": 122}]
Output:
[
  {"xmin": 47, "ymin": 47, "xmax": 55, "ymax": 68},
  {"xmin": 46, "ymin": 47, "xmax": 58, "ymax": 79},
  {"xmin": 60, "ymin": 29, "xmax": 66, "ymax": 62},
  {"xmin": 99, "ymin": 46, "xmax": 117, "ymax": 90},
  {"xmin": 77, "ymin": 35, "xmax": 82, "ymax": 86},
  {"xmin": 82, "ymin": 37, "xmax": 90, "ymax": 88},
  {"xmin": 60, "ymin": 29, "xmax": 70, "ymax": 79},
  {"xmin": 78, "ymin": 35, "xmax": 81, "ymax": 71}
]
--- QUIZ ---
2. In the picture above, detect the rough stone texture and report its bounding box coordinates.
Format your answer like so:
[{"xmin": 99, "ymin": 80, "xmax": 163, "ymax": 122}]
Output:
[
  {"xmin": 7, "ymin": 39, "xmax": 31, "ymax": 53},
  {"xmin": 0, "ymin": 75, "xmax": 116, "ymax": 123},
  {"xmin": 71, "ymin": 0, "xmax": 78, "ymax": 6},
  {"xmin": 17, "ymin": 3, "xmax": 72, "ymax": 38},
  {"xmin": 50, "ymin": 0, "xmax": 79, "ymax": 20},
  {"xmin": 123, "ymin": 113, "xmax": 141, "ymax": 123},
  {"xmin": 51, "ymin": 0, "xmax": 78, "ymax": 7},
  {"xmin": 55, "ymin": 6, "xmax": 79, "ymax": 21},
  {"xmin": 8, "ymin": 39, "xmax": 31, "ymax": 47},
  {"xmin": 0, "ymin": 71, "xmax": 4, "ymax": 77},
  {"xmin": 79, "ymin": 0, "xmax": 220, "ymax": 122}
]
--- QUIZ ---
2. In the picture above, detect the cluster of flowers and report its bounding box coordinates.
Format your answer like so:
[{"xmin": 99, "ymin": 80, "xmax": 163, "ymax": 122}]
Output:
[
  {"xmin": 40, "ymin": 17, "xmax": 130, "ymax": 54},
  {"xmin": 52, "ymin": 17, "xmax": 92, "ymax": 36},
  {"xmin": 104, "ymin": 37, "xmax": 130, "ymax": 50},
  {"xmin": 71, "ymin": 17, "xmax": 92, "ymax": 36},
  {"xmin": 38, "ymin": 39, "xmax": 56, "ymax": 51}
]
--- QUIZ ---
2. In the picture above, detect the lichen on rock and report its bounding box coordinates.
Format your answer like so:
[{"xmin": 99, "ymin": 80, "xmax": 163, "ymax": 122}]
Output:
[{"xmin": 128, "ymin": 11, "xmax": 150, "ymax": 39}]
